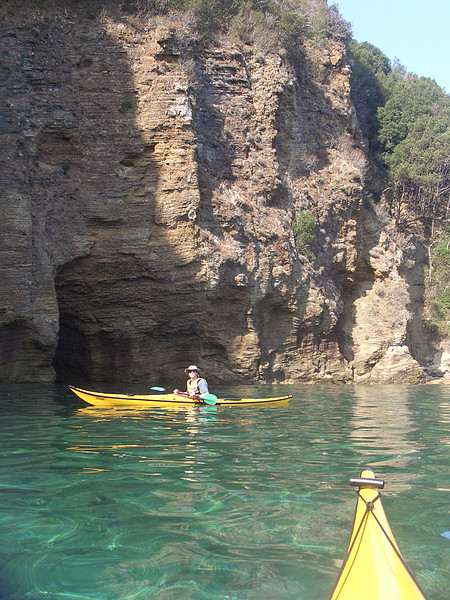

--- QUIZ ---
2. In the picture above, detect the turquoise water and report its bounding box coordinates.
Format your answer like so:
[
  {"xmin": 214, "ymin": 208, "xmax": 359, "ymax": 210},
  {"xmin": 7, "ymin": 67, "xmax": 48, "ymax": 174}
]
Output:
[{"xmin": 0, "ymin": 384, "xmax": 449, "ymax": 600}]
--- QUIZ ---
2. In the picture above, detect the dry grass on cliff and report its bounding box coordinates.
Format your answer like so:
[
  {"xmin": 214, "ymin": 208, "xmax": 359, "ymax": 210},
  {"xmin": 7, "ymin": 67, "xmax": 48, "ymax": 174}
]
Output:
[
  {"xmin": 331, "ymin": 134, "xmax": 367, "ymax": 173},
  {"xmin": 4, "ymin": 0, "xmax": 350, "ymax": 69}
]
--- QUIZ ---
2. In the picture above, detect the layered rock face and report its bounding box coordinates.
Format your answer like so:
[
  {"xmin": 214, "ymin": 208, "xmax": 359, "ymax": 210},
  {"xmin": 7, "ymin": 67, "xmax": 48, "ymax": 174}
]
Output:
[{"xmin": 0, "ymin": 5, "xmax": 430, "ymax": 384}]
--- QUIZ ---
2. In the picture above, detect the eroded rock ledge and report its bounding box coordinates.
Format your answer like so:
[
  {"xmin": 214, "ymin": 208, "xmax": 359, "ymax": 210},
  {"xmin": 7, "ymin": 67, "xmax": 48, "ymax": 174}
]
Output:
[{"xmin": 0, "ymin": 6, "xmax": 434, "ymax": 384}]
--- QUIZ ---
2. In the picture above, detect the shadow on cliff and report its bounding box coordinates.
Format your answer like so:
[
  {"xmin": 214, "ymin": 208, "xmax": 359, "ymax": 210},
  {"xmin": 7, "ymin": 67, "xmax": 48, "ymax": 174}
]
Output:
[
  {"xmin": 271, "ymin": 61, "xmax": 361, "ymax": 377},
  {"xmin": 401, "ymin": 241, "xmax": 436, "ymax": 366},
  {"xmin": 51, "ymin": 12, "xmax": 208, "ymax": 386},
  {"xmin": 273, "ymin": 74, "xmax": 331, "ymax": 197},
  {"xmin": 188, "ymin": 49, "xmax": 347, "ymax": 381},
  {"xmin": 46, "ymin": 6, "xmax": 159, "ymax": 385},
  {"xmin": 189, "ymin": 52, "xmax": 237, "ymax": 227},
  {"xmin": 0, "ymin": 3, "xmax": 205, "ymax": 385},
  {"xmin": 185, "ymin": 51, "xmax": 253, "ymax": 378}
]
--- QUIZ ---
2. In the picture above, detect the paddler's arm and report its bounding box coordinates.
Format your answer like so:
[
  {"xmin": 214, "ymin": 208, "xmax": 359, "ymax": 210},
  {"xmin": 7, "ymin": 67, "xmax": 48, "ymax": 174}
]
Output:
[
  {"xmin": 173, "ymin": 389, "xmax": 188, "ymax": 396},
  {"xmin": 197, "ymin": 379, "xmax": 209, "ymax": 395}
]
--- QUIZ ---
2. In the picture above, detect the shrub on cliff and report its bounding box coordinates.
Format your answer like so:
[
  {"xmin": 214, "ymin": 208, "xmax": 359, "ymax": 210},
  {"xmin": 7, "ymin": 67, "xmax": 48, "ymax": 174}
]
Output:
[
  {"xmin": 293, "ymin": 210, "xmax": 316, "ymax": 258},
  {"xmin": 117, "ymin": 0, "xmax": 346, "ymax": 54},
  {"xmin": 181, "ymin": 0, "xmax": 309, "ymax": 54}
]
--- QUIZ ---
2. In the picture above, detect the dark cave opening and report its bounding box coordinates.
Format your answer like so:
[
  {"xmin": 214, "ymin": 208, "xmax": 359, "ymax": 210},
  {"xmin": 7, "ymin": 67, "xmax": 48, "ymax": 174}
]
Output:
[{"xmin": 52, "ymin": 320, "xmax": 92, "ymax": 385}]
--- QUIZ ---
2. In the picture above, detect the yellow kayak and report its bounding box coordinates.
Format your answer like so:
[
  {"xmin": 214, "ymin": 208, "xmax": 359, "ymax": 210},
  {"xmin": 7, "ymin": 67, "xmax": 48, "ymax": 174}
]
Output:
[
  {"xmin": 330, "ymin": 469, "xmax": 427, "ymax": 600},
  {"xmin": 68, "ymin": 385, "xmax": 291, "ymax": 408}
]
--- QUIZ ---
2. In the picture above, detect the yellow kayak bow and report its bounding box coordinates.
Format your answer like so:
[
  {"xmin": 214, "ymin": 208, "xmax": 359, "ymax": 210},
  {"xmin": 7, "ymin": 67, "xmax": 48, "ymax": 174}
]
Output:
[{"xmin": 330, "ymin": 469, "xmax": 427, "ymax": 600}]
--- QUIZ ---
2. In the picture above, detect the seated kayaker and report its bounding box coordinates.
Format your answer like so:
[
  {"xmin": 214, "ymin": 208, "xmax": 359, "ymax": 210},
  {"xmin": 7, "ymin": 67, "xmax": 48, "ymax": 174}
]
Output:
[{"xmin": 173, "ymin": 365, "xmax": 209, "ymax": 400}]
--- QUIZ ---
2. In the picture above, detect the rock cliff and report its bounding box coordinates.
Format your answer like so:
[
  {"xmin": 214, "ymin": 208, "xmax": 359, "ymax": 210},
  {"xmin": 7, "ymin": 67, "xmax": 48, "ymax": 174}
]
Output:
[{"xmin": 0, "ymin": 4, "xmax": 434, "ymax": 384}]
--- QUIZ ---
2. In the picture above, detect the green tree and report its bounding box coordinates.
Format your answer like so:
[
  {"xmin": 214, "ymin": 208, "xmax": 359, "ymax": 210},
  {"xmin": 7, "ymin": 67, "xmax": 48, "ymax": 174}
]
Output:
[{"xmin": 377, "ymin": 76, "xmax": 450, "ymax": 231}]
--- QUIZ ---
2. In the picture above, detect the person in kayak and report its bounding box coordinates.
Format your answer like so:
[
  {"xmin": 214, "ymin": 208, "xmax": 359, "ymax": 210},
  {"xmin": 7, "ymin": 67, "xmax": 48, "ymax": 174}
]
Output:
[{"xmin": 174, "ymin": 365, "xmax": 209, "ymax": 398}]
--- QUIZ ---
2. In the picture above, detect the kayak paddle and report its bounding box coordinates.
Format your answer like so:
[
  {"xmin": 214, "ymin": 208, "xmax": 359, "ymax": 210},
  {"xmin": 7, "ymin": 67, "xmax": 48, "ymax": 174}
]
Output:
[
  {"xmin": 201, "ymin": 393, "xmax": 217, "ymax": 406},
  {"xmin": 150, "ymin": 386, "xmax": 165, "ymax": 392}
]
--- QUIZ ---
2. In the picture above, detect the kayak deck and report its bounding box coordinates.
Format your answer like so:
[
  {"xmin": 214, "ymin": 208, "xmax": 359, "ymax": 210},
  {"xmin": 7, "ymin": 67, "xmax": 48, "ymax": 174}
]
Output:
[
  {"xmin": 330, "ymin": 468, "xmax": 427, "ymax": 600},
  {"xmin": 68, "ymin": 386, "xmax": 292, "ymax": 407}
]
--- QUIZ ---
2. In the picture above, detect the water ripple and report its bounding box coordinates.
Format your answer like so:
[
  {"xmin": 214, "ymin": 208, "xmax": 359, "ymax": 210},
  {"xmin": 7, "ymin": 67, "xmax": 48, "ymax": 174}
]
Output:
[{"xmin": 0, "ymin": 384, "xmax": 448, "ymax": 599}]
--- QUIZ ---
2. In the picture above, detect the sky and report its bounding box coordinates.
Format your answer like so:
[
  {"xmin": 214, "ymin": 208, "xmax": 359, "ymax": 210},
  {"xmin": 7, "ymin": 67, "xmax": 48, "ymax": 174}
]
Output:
[{"xmin": 335, "ymin": 0, "xmax": 450, "ymax": 93}]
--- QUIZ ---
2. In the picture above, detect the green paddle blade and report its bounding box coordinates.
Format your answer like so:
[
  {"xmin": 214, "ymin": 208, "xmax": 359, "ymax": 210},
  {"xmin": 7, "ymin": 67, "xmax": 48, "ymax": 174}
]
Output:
[
  {"xmin": 150, "ymin": 386, "xmax": 165, "ymax": 391},
  {"xmin": 201, "ymin": 393, "xmax": 217, "ymax": 405}
]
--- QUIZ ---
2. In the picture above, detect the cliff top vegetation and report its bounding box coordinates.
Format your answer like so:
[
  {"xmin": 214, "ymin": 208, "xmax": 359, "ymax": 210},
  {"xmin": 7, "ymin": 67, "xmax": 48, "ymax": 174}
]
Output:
[{"xmin": 13, "ymin": 0, "xmax": 350, "ymax": 50}]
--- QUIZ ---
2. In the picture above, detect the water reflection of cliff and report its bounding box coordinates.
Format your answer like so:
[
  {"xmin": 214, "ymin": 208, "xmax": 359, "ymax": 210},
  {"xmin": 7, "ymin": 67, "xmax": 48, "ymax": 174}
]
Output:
[
  {"xmin": 349, "ymin": 386, "xmax": 423, "ymax": 492},
  {"xmin": 69, "ymin": 405, "xmax": 223, "ymax": 470}
]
